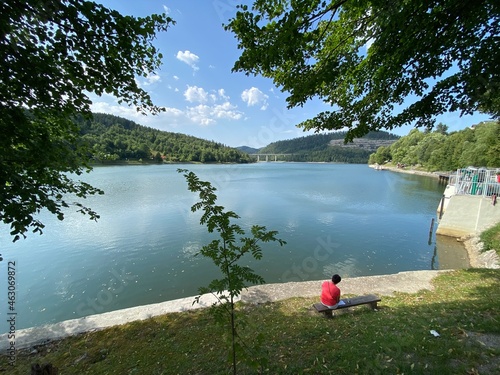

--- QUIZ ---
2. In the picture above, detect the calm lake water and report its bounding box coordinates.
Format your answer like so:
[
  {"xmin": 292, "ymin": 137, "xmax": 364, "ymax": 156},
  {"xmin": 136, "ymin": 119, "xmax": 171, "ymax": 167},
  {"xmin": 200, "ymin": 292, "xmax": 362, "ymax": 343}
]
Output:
[{"xmin": 0, "ymin": 163, "xmax": 469, "ymax": 331}]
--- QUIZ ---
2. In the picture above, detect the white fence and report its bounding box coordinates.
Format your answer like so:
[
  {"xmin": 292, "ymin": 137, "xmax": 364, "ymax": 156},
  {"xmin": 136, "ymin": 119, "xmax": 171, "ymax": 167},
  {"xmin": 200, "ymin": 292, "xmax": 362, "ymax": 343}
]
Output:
[{"xmin": 449, "ymin": 168, "xmax": 500, "ymax": 197}]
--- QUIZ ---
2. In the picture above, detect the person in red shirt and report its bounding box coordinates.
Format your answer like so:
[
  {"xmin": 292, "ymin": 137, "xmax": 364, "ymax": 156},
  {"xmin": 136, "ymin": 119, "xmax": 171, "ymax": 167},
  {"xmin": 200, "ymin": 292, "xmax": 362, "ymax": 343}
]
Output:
[{"xmin": 320, "ymin": 274, "xmax": 342, "ymax": 308}]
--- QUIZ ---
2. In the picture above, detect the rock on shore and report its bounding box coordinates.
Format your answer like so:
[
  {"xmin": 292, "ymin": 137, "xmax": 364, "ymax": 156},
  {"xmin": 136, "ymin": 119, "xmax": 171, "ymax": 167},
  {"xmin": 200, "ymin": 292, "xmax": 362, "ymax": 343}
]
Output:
[{"xmin": 463, "ymin": 235, "xmax": 500, "ymax": 269}]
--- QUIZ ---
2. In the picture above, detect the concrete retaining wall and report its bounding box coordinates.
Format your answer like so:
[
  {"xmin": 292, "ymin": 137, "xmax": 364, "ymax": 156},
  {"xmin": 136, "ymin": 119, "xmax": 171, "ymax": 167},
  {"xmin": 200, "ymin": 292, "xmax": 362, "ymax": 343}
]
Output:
[{"xmin": 436, "ymin": 195, "xmax": 500, "ymax": 237}]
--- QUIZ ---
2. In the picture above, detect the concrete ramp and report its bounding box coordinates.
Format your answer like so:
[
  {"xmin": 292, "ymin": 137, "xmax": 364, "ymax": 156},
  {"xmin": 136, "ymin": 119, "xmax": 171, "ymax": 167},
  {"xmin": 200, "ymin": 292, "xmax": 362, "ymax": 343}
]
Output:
[{"xmin": 436, "ymin": 195, "xmax": 500, "ymax": 237}]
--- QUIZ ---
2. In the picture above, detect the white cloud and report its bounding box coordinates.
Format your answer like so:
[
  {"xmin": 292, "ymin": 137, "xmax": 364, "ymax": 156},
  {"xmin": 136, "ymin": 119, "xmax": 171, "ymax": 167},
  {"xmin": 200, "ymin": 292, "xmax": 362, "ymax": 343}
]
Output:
[
  {"xmin": 183, "ymin": 88, "xmax": 243, "ymax": 125},
  {"xmin": 162, "ymin": 107, "xmax": 184, "ymax": 117},
  {"xmin": 185, "ymin": 101, "xmax": 243, "ymax": 126},
  {"xmin": 90, "ymin": 101, "xmax": 183, "ymax": 125},
  {"xmin": 218, "ymin": 88, "xmax": 229, "ymax": 100},
  {"xmin": 213, "ymin": 102, "xmax": 243, "ymax": 120},
  {"xmin": 176, "ymin": 50, "xmax": 199, "ymax": 70},
  {"xmin": 134, "ymin": 70, "xmax": 161, "ymax": 88},
  {"xmin": 163, "ymin": 5, "xmax": 170, "ymax": 15},
  {"xmin": 143, "ymin": 73, "xmax": 161, "ymax": 86},
  {"xmin": 186, "ymin": 105, "xmax": 215, "ymax": 126},
  {"xmin": 241, "ymin": 87, "xmax": 269, "ymax": 110},
  {"xmin": 91, "ymin": 101, "xmax": 140, "ymax": 119},
  {"xmin": 184, "ymin": 85, "xmax": 208, "ymax": 103},
  {"xmin": 90, "ymin": 84, "xmax": 244, "ymax": 130}
]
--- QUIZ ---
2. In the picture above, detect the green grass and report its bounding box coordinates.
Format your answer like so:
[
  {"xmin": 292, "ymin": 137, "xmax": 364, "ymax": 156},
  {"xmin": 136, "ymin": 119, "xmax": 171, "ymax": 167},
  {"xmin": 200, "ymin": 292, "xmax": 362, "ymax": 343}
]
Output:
[
  {"xmin": 1, "ymin": 269, "xmax": 499, "ymax": 374},
  {"xmin": 481, "ymin": 222, "xmax": 500, "ymax": 257}
]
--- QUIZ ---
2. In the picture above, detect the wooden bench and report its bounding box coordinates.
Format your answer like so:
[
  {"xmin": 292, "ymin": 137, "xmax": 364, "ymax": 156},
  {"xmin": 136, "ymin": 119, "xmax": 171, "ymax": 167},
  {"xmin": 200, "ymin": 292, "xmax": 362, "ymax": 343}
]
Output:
[{"xmin": 313, "ymin": 294, "xmax": 381, "ymax": 317}]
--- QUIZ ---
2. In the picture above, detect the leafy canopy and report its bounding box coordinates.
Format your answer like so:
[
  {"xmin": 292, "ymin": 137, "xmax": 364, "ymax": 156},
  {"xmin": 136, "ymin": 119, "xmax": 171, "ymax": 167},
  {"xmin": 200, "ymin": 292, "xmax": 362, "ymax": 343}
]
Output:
[
  {"xmin": 369, "ymin": 121, "xmax": 500, "ymax": 170},
  {"xmin": 226, "ymin": 0, "xmax": 499, "ymax": 140},
  {"xmin": 0, "ymin": 1, "xmax": 173, "ymax": 241}
]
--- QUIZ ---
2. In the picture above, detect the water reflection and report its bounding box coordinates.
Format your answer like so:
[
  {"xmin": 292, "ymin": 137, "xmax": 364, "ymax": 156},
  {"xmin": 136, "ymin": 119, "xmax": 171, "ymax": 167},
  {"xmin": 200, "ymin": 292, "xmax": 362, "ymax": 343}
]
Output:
[
  {"xmin": 432, "ymin": 235, "xmax": 470, "ymax": 270},
  {"xmin": 0, "ymin": 164, "xmax": 472, "ymax": 330}
]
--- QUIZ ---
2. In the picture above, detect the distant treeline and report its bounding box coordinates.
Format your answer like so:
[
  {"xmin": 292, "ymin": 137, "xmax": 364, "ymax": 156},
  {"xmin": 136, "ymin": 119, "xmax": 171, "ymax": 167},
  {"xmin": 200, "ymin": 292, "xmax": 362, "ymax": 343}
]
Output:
[
  {"xmin": 258, "ymin": 131, "xmax": 400, "ymax": 163},
  {"xmin": 368, "ymin": 121, "xmax": 500, "ymax": 170},
  {"xmin": 75, "ymin": 113, "xmax": 251, "ymax": 163}
]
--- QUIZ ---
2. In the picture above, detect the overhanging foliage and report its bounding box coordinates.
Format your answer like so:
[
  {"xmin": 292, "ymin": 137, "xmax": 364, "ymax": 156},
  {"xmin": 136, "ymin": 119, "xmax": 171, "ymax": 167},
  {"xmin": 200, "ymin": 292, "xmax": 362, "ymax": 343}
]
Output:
[
  {"xmin": 0, "ymin": 1, "xmax": 173, "ymax": 241},
  {"xmin": 226, "ymin": 0, "xmax": 499, "ymax": 140}
]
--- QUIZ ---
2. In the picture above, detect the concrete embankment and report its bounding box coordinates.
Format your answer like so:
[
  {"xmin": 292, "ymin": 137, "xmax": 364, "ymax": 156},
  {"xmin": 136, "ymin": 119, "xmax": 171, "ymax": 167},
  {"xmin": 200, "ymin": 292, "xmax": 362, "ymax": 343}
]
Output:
[
  {"xmin": 369, "ymin": 164, "xmax": 500, "ymax": 238},
  {"xmin": 436, "ymin": 194, "xmax": 500, "ymax": 237},
  {"xmin": 1, "ymin": 270, "xmax": 446, "ymax": 351},
  {"xmin": 370, "ymin": 163, "xmax": 500, "ymax": 270}
]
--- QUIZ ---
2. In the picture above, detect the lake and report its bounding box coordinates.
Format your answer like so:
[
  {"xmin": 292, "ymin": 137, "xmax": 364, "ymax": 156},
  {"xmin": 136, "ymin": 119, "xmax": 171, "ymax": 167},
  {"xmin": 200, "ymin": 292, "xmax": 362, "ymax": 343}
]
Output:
[{"xmin": 0, "ymin": 163, "xmax": 469, "ymax": 331}]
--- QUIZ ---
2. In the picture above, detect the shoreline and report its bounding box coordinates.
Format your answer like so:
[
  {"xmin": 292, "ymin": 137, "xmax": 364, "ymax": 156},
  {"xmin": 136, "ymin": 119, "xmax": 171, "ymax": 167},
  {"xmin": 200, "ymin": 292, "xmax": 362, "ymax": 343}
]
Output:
[
  {"xmin": 2, "ymin": 163, "xmax": 497, "ymax": 353},
  {"xmin": 0, "ymin": 270, "xmax": 448, "ymax": 351},
  {"xmin": 368, "ymin": 163, "xmax": 450, "ymax": 178},
  {"xmin": 2, "ymin": 242, "xmax": 497, "ymax": 353}
]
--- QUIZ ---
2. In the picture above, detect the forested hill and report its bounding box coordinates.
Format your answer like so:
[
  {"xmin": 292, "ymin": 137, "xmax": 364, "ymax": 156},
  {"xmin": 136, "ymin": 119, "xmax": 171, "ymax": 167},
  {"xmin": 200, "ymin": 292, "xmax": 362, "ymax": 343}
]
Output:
[
  {"xmin": 75, "ymin": 113, "xmax": 251, "ymax": 163},
  {"xmin": 257, "ymin": 131, "xmax": 399, "ymax": 163},
  {"xmin": 74, "ymin": 113, "xmax": 399, "ymax": 164},
  {"xmin": 369, "ymin": 121, "xmax": 500, "ymax": 170}
]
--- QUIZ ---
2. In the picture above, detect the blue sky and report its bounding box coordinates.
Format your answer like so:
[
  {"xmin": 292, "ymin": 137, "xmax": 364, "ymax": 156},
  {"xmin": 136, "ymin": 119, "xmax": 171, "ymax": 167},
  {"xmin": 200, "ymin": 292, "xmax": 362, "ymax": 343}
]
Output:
[{"xmin": 91, "ymin": 0, "xmax": 492, "ymax": 148}]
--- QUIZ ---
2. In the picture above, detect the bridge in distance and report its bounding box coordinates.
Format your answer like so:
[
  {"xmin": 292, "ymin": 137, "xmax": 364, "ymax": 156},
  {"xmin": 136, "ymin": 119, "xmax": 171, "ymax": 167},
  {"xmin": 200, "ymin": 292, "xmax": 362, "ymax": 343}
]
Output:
[{"xmin": 249, "ymin": 154, "xmax": 294, "ymax": 162}]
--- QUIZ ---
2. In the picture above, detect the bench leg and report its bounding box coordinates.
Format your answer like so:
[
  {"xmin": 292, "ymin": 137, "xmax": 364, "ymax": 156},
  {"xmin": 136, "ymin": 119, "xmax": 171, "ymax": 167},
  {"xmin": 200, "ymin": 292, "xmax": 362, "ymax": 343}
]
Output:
[
  {"xmin": 369, "ymin": 302, "xmax": 378, "ymax": 310},
  {"xmin": 324, "ymin": 310, "xmax": 333, "ymax": 318}
]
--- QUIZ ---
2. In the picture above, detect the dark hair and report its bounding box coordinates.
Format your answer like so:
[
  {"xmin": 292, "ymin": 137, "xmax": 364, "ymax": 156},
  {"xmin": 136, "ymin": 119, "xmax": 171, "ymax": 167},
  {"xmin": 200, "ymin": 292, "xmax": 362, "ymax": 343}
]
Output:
[{"xmin": 331, "ymin": 274, "xmax": 341, "ymax": 284}]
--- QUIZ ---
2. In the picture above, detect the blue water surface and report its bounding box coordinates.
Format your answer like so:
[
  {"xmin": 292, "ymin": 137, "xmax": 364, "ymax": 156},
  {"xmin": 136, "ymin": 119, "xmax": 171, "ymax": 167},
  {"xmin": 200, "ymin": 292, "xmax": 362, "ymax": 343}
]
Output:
[{"xmin": 0, "ymin": 163, "xmax": 467, "ymax": 330}]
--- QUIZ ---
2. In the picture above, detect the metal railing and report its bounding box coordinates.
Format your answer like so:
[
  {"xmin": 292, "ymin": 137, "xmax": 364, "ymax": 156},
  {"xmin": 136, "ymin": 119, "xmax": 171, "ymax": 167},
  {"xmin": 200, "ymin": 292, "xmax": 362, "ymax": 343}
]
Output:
[{"xmin": 450, "ymin": 168, "xmax": 500, "ymax": 197}]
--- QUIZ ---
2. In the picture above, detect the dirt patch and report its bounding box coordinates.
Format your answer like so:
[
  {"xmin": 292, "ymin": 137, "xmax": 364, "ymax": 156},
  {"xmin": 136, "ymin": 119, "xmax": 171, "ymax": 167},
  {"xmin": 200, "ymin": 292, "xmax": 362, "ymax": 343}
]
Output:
[
  {"xmin": 465, "ymin": 331, "xmax": 500, "ymax": 350},
  {"xmin": 464, "ymin": 331, "xmax": 500, "ymax": 374}
]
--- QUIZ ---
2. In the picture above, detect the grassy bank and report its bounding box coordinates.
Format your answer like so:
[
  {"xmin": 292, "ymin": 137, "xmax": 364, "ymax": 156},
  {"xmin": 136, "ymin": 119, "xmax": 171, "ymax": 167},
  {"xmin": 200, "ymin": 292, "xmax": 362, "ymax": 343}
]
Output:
[
  {"xmin": 481, "ymin": 222, "xmax": 500, "ymax": 257},
  {"xmin": 2, "ymin": 269, "xmax": 499, "ymax": 374}
]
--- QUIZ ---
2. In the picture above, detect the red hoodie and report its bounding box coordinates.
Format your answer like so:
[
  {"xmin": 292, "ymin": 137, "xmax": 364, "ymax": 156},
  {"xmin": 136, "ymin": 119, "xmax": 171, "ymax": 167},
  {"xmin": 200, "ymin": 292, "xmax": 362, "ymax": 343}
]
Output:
[{"xmin": 320, "ymin": 281, "xmax": 341, "ymax": 307}]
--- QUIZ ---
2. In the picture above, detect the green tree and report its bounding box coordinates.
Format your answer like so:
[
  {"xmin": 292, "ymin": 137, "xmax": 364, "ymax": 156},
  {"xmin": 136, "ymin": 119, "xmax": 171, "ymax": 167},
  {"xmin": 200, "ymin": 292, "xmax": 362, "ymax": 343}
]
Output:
[
  {"xmin": 415, "ymin": 132, "xmax": 446, "ymax": 167},
  {"xmin": 459, "ymin": 121, "xmax": 500, "ymax": 167},
  {"xmin": 434, "ymin": 123, "xmax": 449, "ymax": 135},
  {"xmin": 153, "ymin": 152, "xmax": 163, "ymax": 163},
  {"xmin": 178, "ymin": 169, "xmax": 286, "ymax": 374},
  {"xmin": 1, "ymin": 1, "xmax": 174, "ymax": 240},
  {"xmin": 226, "ymin": 1, "xmax": 499, "ymax": 140},
  {"xmin": 390, "ymin": 129, "xmax": 425, "ymax": 164},
  {"xmin": 451, "ymin": 128, "xmax": 476, "ymax": 169},
  {"xmin": 368, "ymin": 145, "xmax": 391, "ymax": 165},
  {"xmin": 370, "ymin": 121, "xmax": 499, "ymax": 171},
  {"xmin": 473, "ymin": 121, "xmax": 500, "ymax": 167}
]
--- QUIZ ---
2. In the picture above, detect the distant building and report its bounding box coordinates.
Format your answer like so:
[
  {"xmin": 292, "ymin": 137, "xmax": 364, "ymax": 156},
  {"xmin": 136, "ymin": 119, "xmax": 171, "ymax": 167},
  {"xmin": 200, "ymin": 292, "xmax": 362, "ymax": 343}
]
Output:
[{"xmin": 328, "ymin": 139, "xmax": 397, "ymax": 151}]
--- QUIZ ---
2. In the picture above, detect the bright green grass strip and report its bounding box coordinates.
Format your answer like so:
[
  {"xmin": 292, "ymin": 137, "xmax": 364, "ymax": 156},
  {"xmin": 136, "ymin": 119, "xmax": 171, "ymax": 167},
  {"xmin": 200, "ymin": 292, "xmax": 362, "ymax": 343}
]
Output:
[
  {"xmin": 480, "ymin": 222, "xmax": 500, "ymax": 257},
  {"xmin": 2, "ymin": 269, "xmax": 499, "ymax": 374}
]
